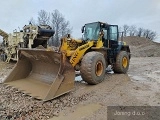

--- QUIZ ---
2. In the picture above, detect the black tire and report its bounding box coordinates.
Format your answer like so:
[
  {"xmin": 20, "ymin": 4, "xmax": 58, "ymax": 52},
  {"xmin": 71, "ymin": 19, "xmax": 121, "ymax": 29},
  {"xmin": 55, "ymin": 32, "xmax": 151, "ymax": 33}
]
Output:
[
  {"xmin": 1, "ymin": 54, "xmax": 7, "ymax": 62},
  {"xmin": 80, "ymin": 51, "xmax": 106, "ymax": 85},
  {"xmin": 114, "ymin": 51, "xmax": 129, "ymax": 73}
]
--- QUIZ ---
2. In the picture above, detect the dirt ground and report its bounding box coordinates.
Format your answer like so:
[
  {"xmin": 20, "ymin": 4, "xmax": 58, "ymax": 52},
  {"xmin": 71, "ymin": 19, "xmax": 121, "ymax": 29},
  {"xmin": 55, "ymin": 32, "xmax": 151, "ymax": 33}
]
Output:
[{"xmin": 0, "ymin": 57, "xmax": 160, "ymax": 120}]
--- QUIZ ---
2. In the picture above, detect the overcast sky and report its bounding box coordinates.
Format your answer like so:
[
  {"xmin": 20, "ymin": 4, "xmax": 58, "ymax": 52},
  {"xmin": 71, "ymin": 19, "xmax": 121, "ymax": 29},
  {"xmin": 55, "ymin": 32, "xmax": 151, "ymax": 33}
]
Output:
[{"xmin": 0, "ymin": 0, "xmax": 160, "ymax": 42}]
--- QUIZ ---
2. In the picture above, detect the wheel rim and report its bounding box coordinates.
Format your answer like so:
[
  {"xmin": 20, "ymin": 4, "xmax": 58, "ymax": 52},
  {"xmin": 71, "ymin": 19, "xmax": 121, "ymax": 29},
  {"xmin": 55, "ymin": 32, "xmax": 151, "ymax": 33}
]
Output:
[
  {"xmin": 95, "ymin": 61, "xmax": 103, "ymax": 76},
  {"xmin": 122, "ymin": 57, "xmax": 128, "ymax": 68}
]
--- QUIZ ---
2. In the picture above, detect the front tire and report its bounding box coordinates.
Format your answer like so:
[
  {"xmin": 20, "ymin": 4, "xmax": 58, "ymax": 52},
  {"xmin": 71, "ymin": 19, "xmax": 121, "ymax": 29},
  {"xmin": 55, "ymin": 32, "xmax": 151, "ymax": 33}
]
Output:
[
  {"xmin": 114, "ymin": 51, "xmax": 129, "ymax": 73},
  {"xmin": 80, "ymin": 51, "xmax": 106, "ymax": 85}
]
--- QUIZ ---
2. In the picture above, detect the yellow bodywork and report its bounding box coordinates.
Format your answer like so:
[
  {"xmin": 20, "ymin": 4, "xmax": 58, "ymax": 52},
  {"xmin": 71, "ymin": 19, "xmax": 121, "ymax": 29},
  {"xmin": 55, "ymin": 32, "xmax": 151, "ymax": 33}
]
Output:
[
  {"xmin": 69, "ymin": 41, "xmax": 94, "ymax": 67},
  {"xmin": 60, "ymin": 34, "xmax": 104, "ymax": 67},
  {"xmin": 96, "ymin": 36, "xmax": 103, "ymax": 48}
]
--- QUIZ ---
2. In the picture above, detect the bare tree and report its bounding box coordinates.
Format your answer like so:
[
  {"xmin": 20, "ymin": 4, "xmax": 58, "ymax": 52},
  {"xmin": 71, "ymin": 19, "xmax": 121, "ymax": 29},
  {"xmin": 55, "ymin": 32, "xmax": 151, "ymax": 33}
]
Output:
[
  {"xmin": 143, "ymin": 29, "xmax": 151, "ymax": 39},
  {"xmin": 137, "ymin": 27, "xmax": 144, "ymax": 37},
  {"xmin": 61, "ymin": 21, "xmax": 72, "ymax": 37},
  {"xmin": 29, "ymin": 9, "xmax": 72, "ymax": 46},
  {"xmin": 38, "ymin": 10, "xmax": 50, "ymax": 25},
  {"xmin": 142, "ymin": 29, "xmax": 157, "ymax": 40},
  {"xmin": 118, "ymin": 26, "xmax": 122, "ymax": 32},
  {"xmin": 129, "ymin": 25, "xmax": 137, "ymax": 36},
  {"xmin": 28, "ymin": 17, "xmax": 36, "ymax": 25},
  {"xmin": 120, "ymin": 24, "xmax": 157, "ymax": 40},
  {"xmin": 148, "ymin": 31, "xmax": 157, "ymax": 40},
  {"xmin": 123, "ymin": 24, "xmax": 129, "ymax": 37},
  {"xmin": 51, "ymin": 9, "xmax": 71, "ymax": 46}
]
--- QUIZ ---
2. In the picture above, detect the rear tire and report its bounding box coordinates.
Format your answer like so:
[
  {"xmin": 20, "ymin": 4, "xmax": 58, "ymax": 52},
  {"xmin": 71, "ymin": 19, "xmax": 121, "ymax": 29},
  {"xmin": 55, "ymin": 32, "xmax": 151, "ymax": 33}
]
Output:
[
  {"xmin": 1, "ymin": 54, "xmax": 7, "ymax": 62},
  {"xmin": 114, "ymin": 51, "xmax": 129, "ymax": 73},
  {"xmin": 80, "ymin": 51, "xmax": 106, "ymax": 85}
]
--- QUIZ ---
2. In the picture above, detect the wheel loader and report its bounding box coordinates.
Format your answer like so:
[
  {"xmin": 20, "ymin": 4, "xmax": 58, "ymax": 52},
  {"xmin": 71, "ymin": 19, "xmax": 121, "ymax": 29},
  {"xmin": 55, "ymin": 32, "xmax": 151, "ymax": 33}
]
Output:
[{"xmin": 3, "ymin": 22, "xmax": 130, "ymax": 101}]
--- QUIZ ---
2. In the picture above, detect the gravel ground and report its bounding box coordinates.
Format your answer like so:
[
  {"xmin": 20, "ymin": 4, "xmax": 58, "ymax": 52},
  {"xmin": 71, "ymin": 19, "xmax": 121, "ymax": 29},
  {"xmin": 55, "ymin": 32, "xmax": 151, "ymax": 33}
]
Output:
[
  {"xmin": 0, "ymin": 57, "xmax": 160, "ymax": 120},
  {"xmin": 0, "ymin": 81, "xmax": 93, "ymax": 120},
  {"xmin": 0, "ymin": 62, "xmax": 14, "ymax": 83}
]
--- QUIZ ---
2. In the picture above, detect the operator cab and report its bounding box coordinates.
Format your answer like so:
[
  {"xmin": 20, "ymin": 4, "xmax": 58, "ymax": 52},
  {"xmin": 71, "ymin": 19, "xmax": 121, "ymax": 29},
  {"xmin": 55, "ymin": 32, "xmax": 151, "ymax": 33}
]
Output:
[{"xmin": 81, "ymin": 22, "xmax": 119, "ymax": 48}]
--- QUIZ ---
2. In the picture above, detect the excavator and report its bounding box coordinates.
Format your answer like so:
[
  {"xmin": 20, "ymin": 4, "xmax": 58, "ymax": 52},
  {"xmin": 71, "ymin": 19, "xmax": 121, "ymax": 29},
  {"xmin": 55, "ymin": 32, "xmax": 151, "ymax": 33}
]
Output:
[{"xmin": 3, "ymin": 22, "xmax": 130, "ymax": 101}]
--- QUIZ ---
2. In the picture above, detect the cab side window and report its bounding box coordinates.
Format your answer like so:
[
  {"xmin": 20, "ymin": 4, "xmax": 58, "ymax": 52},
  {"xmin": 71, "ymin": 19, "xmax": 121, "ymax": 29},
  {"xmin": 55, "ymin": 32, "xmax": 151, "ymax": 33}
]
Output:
[{"xmin": 109, "ymin": 26, "xmax": 118, "ymax": 41}]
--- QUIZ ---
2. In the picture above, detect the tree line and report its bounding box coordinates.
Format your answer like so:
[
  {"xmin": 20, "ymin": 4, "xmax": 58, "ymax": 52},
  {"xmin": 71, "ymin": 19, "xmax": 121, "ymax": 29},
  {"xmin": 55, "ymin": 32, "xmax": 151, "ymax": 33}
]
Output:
[
  {"xmin": 29, "ymin": 9, "xmax": 72, "ymax": 46},
  {"xmin": 119, "ymin": 24, "xmax": 157, "ymax": 41},
  {"xmin": 30, "ymin": 9, "xmax": 157, "ymax": 46}
]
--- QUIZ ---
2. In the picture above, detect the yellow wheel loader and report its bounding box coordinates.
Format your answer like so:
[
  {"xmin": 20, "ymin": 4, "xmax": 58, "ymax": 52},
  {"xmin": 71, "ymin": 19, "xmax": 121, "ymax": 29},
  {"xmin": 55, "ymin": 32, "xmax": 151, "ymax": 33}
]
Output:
[{"xmin": 3, "ymin": 22, "xmax": 130, "ymax": 101}]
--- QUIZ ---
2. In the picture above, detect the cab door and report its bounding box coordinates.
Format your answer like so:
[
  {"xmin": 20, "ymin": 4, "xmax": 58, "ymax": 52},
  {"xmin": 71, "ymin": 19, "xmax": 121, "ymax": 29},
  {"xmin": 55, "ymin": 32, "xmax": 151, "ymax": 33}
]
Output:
[{"xmin": 108, "ymin": 25, "xmax": 118, "ymax": 49}]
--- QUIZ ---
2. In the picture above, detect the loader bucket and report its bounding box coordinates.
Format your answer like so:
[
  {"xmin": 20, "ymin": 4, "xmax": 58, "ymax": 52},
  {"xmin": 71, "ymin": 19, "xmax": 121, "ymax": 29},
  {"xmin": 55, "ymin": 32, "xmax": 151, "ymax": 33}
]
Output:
[{"xmin": 3, "ymin": 48, "xmax": 75, "ymax": 101}]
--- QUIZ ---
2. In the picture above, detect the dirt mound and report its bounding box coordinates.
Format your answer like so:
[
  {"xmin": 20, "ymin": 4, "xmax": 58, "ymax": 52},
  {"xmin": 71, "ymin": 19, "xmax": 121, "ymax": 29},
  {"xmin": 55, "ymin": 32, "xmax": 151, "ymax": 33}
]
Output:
[{"xmin": 123, "ymin": 36, "xmax": 160, "ymax": 57}]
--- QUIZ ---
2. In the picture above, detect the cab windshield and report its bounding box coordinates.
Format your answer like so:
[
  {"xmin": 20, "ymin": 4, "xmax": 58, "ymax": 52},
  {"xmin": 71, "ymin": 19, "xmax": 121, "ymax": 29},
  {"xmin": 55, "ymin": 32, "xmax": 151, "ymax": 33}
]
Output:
[{"xmin": 83, "ymin": 22, "xmax": 100, "ymax": 40}]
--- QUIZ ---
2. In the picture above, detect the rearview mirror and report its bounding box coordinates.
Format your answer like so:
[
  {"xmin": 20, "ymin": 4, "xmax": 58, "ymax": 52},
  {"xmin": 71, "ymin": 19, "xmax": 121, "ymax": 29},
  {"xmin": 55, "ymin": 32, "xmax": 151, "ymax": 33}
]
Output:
[{"xmin": 81, "ymin": 26, "xmax": 85, "ymax": 33}]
